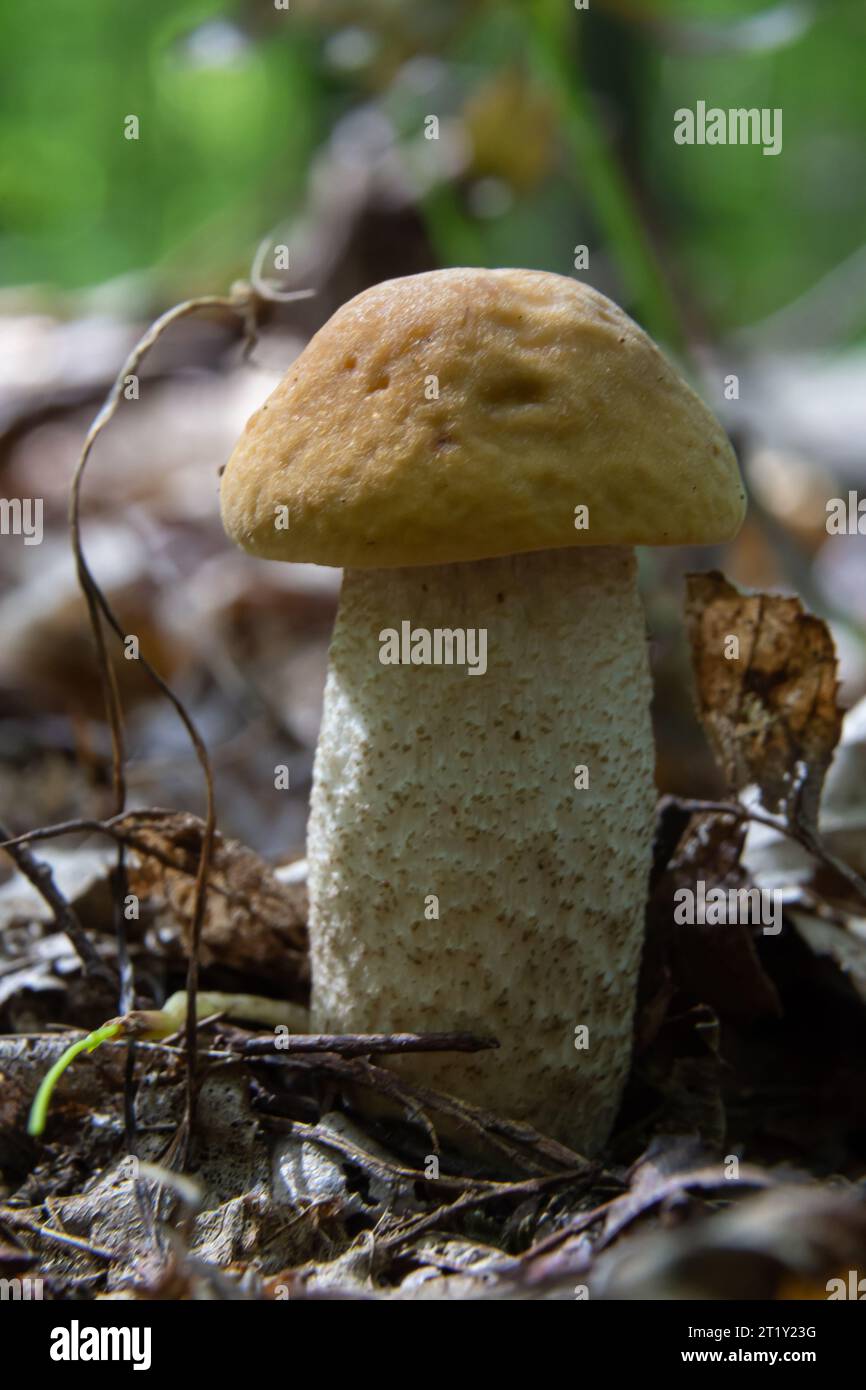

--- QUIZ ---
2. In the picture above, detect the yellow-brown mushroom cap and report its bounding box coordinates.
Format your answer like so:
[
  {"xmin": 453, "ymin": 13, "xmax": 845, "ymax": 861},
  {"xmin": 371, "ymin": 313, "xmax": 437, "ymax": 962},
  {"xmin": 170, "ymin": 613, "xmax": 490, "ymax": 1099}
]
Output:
[{"xmin": 220, "ymin": 268, "xmax": 746, "ymax": 568}]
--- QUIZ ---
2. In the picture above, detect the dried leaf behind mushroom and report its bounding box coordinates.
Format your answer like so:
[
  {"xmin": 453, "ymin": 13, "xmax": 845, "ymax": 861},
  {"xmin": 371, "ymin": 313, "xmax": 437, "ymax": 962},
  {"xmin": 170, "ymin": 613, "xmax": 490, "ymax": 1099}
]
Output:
[
  {"xmin": 685, "ymin": 571, "xmax": 843, "ymax": 829},
  {"xmin": 123, "ymin": 811, "xmax": 308, "ymax": 992}
]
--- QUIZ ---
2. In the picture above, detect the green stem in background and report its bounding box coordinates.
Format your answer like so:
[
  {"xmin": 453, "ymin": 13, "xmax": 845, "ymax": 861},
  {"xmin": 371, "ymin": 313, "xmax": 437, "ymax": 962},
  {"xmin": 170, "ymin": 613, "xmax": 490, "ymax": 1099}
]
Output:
[
  {"xmin": 28, "ymin": 1022, "xmax": 122, "ymax": 1139},
  {"xmin": 527, "ymin": 0, "xmax": 684, "ymax": 352}
]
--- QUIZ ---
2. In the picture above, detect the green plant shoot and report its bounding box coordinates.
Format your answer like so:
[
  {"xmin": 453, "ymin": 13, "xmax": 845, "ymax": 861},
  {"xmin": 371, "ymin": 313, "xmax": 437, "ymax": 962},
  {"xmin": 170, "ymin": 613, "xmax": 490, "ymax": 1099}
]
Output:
[{"xmin": 27, "ymin": 1022, "xmax": 123, "ymax": 1138}]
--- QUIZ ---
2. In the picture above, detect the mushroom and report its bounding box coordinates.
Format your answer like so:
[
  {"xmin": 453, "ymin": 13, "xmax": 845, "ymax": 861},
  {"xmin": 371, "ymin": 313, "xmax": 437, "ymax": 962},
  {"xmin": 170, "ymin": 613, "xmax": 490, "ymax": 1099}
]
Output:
[{"xmin": 220, "ymin": 268, "xmax": 745, "ymax": 1152}]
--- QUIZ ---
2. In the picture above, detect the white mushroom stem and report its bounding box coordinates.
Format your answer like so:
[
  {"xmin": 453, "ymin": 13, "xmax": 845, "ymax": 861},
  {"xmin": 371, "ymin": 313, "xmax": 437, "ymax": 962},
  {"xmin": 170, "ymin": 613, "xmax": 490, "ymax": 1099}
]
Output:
[{"xmin": 307, "ymin": 547, "xmax": 656, "ymax": 1153}]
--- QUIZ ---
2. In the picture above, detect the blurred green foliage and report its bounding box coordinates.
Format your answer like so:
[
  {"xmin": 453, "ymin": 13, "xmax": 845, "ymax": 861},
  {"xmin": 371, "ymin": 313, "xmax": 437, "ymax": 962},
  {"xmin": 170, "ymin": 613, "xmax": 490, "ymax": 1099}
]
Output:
[
  {"xmin": 0, "ymin": 0, "xmax": 864, "ymax": 343},
  {"xmin": 0, "ymin": 0, "xmax": 320, "ymax": 289},
  {"xmin": 645, "ymin": 0, "xmax": 866, "ymax": 326}
]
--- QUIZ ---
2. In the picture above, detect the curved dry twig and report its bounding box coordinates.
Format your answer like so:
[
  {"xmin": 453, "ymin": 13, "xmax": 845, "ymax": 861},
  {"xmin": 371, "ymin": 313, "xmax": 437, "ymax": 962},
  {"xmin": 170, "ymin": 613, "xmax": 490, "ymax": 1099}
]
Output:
[
  {"xmin": 66, "ymin": 285, "xmax": 264, "ymax": 1142},
  {"xmin": 672, "ymin": 796, "xmax": 866, "ymax": 908}
]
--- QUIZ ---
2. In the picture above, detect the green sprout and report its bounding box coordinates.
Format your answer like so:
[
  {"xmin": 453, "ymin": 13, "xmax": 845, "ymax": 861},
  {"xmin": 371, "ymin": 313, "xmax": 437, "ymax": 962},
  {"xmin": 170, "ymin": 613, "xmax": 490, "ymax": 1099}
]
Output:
[{"xmin": 27, "ymin": 1021, "xmax": 123, "ymax": 1138}]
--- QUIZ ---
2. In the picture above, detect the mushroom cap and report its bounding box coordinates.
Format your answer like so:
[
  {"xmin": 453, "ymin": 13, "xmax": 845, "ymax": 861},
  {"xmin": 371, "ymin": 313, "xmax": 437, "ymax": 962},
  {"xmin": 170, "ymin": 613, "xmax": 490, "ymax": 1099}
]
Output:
[{"xmin": 221, "ymin": 268, "xmax": 746, "ymax": 568}]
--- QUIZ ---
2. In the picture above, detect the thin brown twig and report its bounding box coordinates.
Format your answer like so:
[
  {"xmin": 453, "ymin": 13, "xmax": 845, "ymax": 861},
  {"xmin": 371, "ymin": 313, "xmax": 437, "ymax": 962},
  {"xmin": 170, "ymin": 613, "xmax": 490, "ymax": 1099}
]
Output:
[
  {"xmin": 0, "ymin": 820, "xmax": 114, "ymax": 985},
  {"xmin": 65, "ymin": 284, "xmax": 274, "ymax": 1148},
  {"xmin": 671, "ymin": 796, "xmax": 866, "ymax": 907},
  {"xmin": 1, "ymin": 1212, "xmax": 115, "ymax": 1262},
  {"xmin": 257, "ymin": 1051, "xmax": 589, "ymax": 1177},
  {"xmin": 0, "ymin": 812, "xmax": 244, "ymax": 892},
  {"xmin": 377, "ymin": 1170, "xmax": 590, "ymax": 1253},
  {"xmin": 0, "ymin": 811, "xmax": 306, "ymax": 963},
  {"xmin": 267, "ymin": 1116, "xmax": 506, "ymax": 1194},
  {"xmin": 242, "ymin": 1031, "xmax": 498, "ymax": 1058}
]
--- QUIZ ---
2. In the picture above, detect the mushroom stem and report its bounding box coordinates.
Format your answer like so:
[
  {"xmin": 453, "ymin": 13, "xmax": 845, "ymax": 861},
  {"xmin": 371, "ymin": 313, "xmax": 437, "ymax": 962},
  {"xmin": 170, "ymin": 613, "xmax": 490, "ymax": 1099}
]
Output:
[{"xmin": 307, "ymin": 546, "xmax": 656, "ymax": 1152}]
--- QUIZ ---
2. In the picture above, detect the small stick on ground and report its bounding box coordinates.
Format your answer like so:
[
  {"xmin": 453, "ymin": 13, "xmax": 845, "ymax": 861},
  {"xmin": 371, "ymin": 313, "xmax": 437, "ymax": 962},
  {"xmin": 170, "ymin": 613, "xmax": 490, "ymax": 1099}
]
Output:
[
  {"xmin": 242, "ymin": 1031, "xmax": 498, "ymax": 1058},
  {"xmin": 2, "ymin": 1213, "xmax": 115, "ymax": 1263},
  {"xmin": 377, "ymin": 1169, "xmax": 587, "ymax": 1252}
]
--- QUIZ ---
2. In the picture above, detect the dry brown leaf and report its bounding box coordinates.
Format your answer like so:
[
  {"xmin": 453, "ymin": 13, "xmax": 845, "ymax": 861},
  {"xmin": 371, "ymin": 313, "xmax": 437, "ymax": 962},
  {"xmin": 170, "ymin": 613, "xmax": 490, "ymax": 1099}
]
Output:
[
  {"xmin": 685, "ymin": 572, "xmax": 843, "ymax": 829},
  {"xmin": 591, "ymin": 1184, "xmax": 866, "ymax": 1301},
  {"xmin": 123, "ymin": 811, "xmax": 308, "ymax": 992}
]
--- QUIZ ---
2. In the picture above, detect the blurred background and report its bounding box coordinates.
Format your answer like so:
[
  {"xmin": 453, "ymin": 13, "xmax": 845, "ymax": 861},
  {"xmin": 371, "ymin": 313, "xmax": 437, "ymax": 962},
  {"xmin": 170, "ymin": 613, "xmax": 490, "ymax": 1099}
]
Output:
[{"xmin": 1, "ymin": 0, "xmax": 865, "ymax": 861}]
